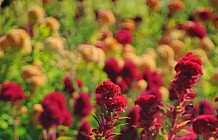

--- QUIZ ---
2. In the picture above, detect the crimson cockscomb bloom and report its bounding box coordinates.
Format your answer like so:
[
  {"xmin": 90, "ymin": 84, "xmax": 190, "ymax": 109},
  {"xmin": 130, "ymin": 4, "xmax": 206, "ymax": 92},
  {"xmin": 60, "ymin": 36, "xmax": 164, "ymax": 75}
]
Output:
[
  {"xmin": 186, "ymin": 22, "xmax": 207, "ymax": 38},
  {"xmin": 39, "ymin": 92, "xmax": 72, "ymax": 129},
  {"xmin": 96, "ymin": 80, "xmax": 127, "ymax": 112},
  {"xmin": 73, "ymin": 92, "xmax": 92, "ymax": 119},
  {"xmin": 115, "ymin": 29, "xmax": 133, "ymax": 45},
  {"xmin": 140, "ymin": 88, "xmax": 162, "ymax": 101},
  {"xmin": 192, "ymin": 114, "xmax": 218, "ymax": 134},
  {"xmin": 192, "ymin": 100, "xmax": 214, "ymax": 118},
  {"xmin": 0, "ymin": 82, "xmax": 25, "ymax": 102},
  {"xmin": 63, "ymin": 76, "xmax": 83, "ymax": 95},
  {"xmin": 143, "ymin": 69, "xmax": 163, "ymax": 90},
  {"xmin": 121, "ymin": 61, "xmax": 138, "ymax": 86},
  {"xmin": 135, "ymin": 95, "xmax": 162, "ymax": 140},
  {"xmin": 126, "ymin": 106, "xmax": 140, "ymax": 127},
  {"xmin": 76, "ymin": 121, "xmax": 92, "ymax": 140},
  {"xmin": 169, "ymin": 52, "xmax": 203, "ymax": 100},
  {"xmin": 103, "ymin": 58, "xmax": 121, "ymax": 83},
  {"xmin": 63, "ymin": 76, "xmax": 75, "ymax": 94}
]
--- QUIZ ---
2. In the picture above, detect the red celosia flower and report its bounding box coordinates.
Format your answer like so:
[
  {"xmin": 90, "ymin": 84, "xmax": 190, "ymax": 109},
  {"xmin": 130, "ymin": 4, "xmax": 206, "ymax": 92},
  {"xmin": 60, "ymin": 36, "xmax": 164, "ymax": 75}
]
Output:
[
  {"xmin": 96, "ymin": 80, "xmax": 121, "ymax": 98},
  {"xmin": 143, "ymin": 69, "xmax": 163, "ymax": 90},
  {"xmin": 61, "ymin": 109, "xmax": 72, "ymax": 126},
  {"xmin": 0, "ymin": 82, "xmax": 25, "ymax": 102},
  {"xmin": 115, "ymin": 29, "xmax": 133, "ymax": 45},
  {"xmin": 73, "ymin": 92, "xmax": 92, "ymax": 119},
  {"xmin": 186, "ymin": 22, "xmax": 207, "ymax": 38},
  {"xmin": 141, "ymin": 88, "xmax": 162, "ymax": 101},
  {"xmin": 96, "ymin": 80, "xmax": 127, "ymax": 113},
  {"xmin": 121, "ymin": 61, "xmax": 138, "ymax": 86},
  {"xmin": 39, "ymin": 92, "xmax": 71, "ymax": 129},
  {"xmin": 126, "ymin": 106, "xmax": 140, "ymax": 127},
  {"xmin": 192, "ymin": 100, "xmax": 214, "ymax": 118},
  {"xmin": 135, "ymin": 95, "xmax": 158, "ymax": 111},
  {"xmin": 169, "ymin": 52, "xmax": 203, "ymax": 100},
  {"xmin": 103, "ymin": 58, "xmax": 121, "ymax": 83},
  {"xmin": 76, "ymin": 121, "xmax": 92, "ymax": 140},
  {"xmin": 63, "ymin": 76, "xmax": 75, "ymax": 94},
  {"xmin": 192, "ymin": 114, "xmax": 218, "ymax": 134}
]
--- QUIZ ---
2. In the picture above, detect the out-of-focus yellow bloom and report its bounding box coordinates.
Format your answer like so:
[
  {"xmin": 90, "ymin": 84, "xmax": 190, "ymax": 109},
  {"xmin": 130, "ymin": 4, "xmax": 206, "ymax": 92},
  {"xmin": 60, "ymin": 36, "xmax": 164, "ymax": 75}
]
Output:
[
  {"xmin": 28, "ymin": 6, "xmax": 45, "ymax": 24},
  {"xmin": 31, "ymin": 104, "xmax": 43, "ymax": 127},
  {"xmin": 21, "ymin": 65, "xmax": 46, "ymax": 90},
  {"xmin": 96, "ymin": 9, "xmax": 115, "ymax": 25},
  {"xmin": 123, "ymin": 44, "xmax": 136, "ymax": 54},
  {"xmin": 134, "ymin": 79, "xmax": 147, "ymax": 91},
  {"xmin": 122, "ymin": 19, "xmax": 136, "ymax": 31},
  {"xmin": 211, "ymin": 68, "xmax": 218, "ymax": 84},
  {"xmin": 103, "ymin": 37, "xmax": 123, "ymax": 53},
  {"xmin": 44, "ymin": 17, "xmax": 60, "ymax": 33},
  {"xmin": 45, "ymin": 36, "xmax": 64, "ymax": 51},
  {"xmin": 1, "ymin": 29, "xmax": 32, "ymax": 55},
  {"xmin": 157, "ymin": 44, "xmax": 174, "ymax": 61},
  {"xmin": 193, "ymin": 48, "xmax": 209, "ymax": 64},
  {"xmin": 199, "ymin": 37, "xmax": 215, "ymax": 52},
  {"xmin": 78, "ymin": 44, "xmax": 105, "ymax": 65},
  {"xmin": 169, "ymin": 39, "xmax": 184, "ymax": 59},
  {"xmin": 160, "ymin": 86, "xmax": 169, "ymax": 101}
]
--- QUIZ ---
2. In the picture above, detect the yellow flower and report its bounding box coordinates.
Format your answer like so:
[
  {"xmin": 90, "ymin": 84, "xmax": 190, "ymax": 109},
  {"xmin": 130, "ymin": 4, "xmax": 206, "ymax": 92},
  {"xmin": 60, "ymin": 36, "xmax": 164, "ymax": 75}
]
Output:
[
  {"xmin": 28, "ymin": 6, "xmax": 45, "ymax": 24},
  {"xmin": 45, "ymin": 36, "xmax": 64, "ymax": 51},
  {"xmin": 44, "ymin": 17, "xmax": 60, "ymax": 33},
  {"xmin": 96, "ymin": 9, "xmax": 115, "ymax": 25}
]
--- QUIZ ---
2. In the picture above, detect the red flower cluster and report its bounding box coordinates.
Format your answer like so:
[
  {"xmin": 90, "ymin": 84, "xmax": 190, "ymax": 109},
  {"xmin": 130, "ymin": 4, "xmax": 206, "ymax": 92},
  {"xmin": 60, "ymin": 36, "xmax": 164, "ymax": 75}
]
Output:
[
  {"xmin": 192, "ymin": 114, "xmax": 218, "ymax": 134},
  {"xmin": 0, "ymin": 82, "xmax": 25, "ymax": 102},
  {"xmin": 103, "ymin": 57, "xmax": 121, "ymax": 83},
  {"xmin": 142, "ymin": 69, "xmax": 163, "ymax": 90},
  {"xmin": 73, "ymin": 92, "xmax": 92, "ymax": 119},
  {"xmin": 76, "ymin": 121, "xmax": 92, "ymax": 140},
  {"xmin": 103, "ymin": 58, "xmax": 141, "ymax": 92},
  {"xmin": 63, "ymin": 76, "xmax": 83, "ymax": 95},
  {"xmin": 115, "ymin": 29, "xmax": 133, "ymax": 45},
  {"xmin": 194, "ymin": 9, "xmax": 212, "ymax": 21},
  {"xmin": 135, "ymin": 95, "xmax": 162, "ymax": 138},
  {"xmin": 169, "ymin": 52, "xmax": 203, "ymax": 100},
  {"xmin": 192, "ymin": 100, "xmax": 215, "ymax": 118},
  {"xmin": 96, "ymin": 80, "xmax": 127, "ymax": 112},
  {"xmin": 176, "ymin": 126, "xmax": 197, "ymax": 140},
  {"xmin": 186, "ymin": 22, "xmax": 207, "ymax": 38},
  {"xmin": 39, "ymin": 92, "xmax": 72, "ymax": 129},
  {"xmin": 118, "ymin": 106, "xmax": 140, "ymax": 140}
]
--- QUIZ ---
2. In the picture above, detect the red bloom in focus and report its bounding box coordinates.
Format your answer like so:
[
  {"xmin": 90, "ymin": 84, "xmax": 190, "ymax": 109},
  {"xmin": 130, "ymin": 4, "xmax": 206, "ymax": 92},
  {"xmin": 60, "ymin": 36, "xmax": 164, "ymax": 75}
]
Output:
[
  {"xmin": 103, "ymin": 58, "xmax": 121, "ymax": 83},
  {"xmin": 96, "ymin": 80, "xmax": 121, "ymax": 98},
  {"xmin": 76, "ymin": 121, "xmax": 92, "ymax": 140},
  {"xmin": 135, "ymin": 95, "xmax": 158, "ymax": 111},
  {"xmin": 73, "ymin": 92, "xmax": 92, "ymax": 119},
  {"xmin": 192, "ymin": 114, "xmax": 218, "ymax": 134},
  {"xmin": 0, "ymin": 82, "xmax": 25, "ymax": 102},
  {"xmin": 186, "ymin": 22, "xmax": 207, "ymax": 38},
  {"xmin": 141, "ymin": 88, "xmax": 162, "ymax": 101},
  {"xmin": 169, "ymin": 52, "xmax": 202, "ymax": 100},
  {"xmin": 95, "ymin": 80, "xmax": 127, "ymax": 113},
  {"xmin": 76, "ymin": 121, "xmax": 91, "ymax": 140},
  {"xmin": 115, "ymin": 29, "xmax": 133, "ymax": 45},
  {"xmin": 39, "ymin": 92, "xmax": 72, "ymax": 129}
]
